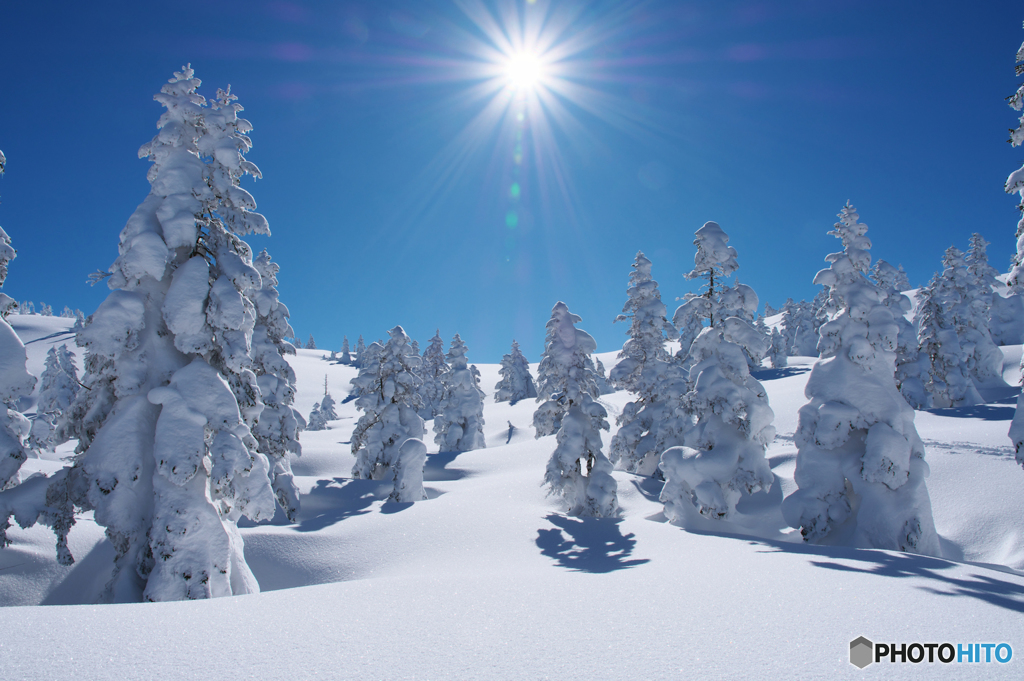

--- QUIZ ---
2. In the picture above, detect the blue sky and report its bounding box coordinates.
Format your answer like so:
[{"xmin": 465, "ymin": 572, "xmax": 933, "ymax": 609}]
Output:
[{"xmin": 1, "ymin": 0, "xmax": 1022, "ymax": 362}]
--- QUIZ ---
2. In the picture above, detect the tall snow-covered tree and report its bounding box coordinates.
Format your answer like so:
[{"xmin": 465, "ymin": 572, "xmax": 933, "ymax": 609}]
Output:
[
  {"xmin": 1008, "ymin": 25, "xmax": 1024, "ymax": 465},
  {"xmin": 782, "ymin": 203, "xmax": 940, "ymax": 555},
  {"xmin": 433, "ymin": 334, "xmax": 486, "ymax": 452},
  {"xmin": 537, "ymin": 302, "xmax": 617, "ymax": 517},
  {"xmin": 29, "ymin": 345, "xmax": 79, "ymax": 451},
  {"xmin": 947, "ymin": 242, "xmax": 1005, "ymax": 390},
  {"xmin": 494, "ymin": 340, "xmax": 536, "ymax": 405},
  {"xmin": 872, "ymin": 259, "xmax": 921, "ymax": 406},
  {"xmin": 7, "ymin": 67, "xmax": 287, "ymax": 601},
  {"xmin": 417, "ymin": 330, "xmax": 449, "ymax": 420},
  {"xmin": 249, "ymin": 249, "xmax": 302, "ymax": 521},
  {"xmin": 608, "ymin": 252, "xmax": 686, "ymax": 476},
  {"xmin": 659, "ymin": 224, "xmax": 775, "ymax": 521},
  {"xmin": 780, "ymin": 298, "xmax": 817, "ymax": 357},
  {"xmin": 350, "ymin": 327, "xmax": 427, "ymax": 502},
  {"xmin": 767, "ymin": 327, "xmax": 788, "ymax": 368},
  {"xmin": 354, "ymin": 335, "xmax": 366, "ymax": 368}
]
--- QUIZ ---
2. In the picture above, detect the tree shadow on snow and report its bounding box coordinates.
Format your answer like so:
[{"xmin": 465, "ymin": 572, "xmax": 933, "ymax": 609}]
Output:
[
  {"xmin": 923, "ymin": 403, "xmax": 1015, "ymax": 421},
  {"xmin": 747, "ymin": 536, "xmax": 1024, "ymax": 614},
  {"xmin": 424, "ymin": 451, "xmax": 470, "ymax": 482},
  {"xmin": 294, "ymin": 478, "xmax": 391, "ymax": 532},
  {"xmin": 536, "ymin": 513, "xmax": 650, "ymax": 573},
  {"xmin": 751, "ymin": 366, "xmax": 810, "ymax": 381}
]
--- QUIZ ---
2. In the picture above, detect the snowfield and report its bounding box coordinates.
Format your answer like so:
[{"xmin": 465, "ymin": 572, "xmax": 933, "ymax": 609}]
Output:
[{"xmin": 1, "ymin": 317, "xmax": 1023, "ymax": 679}]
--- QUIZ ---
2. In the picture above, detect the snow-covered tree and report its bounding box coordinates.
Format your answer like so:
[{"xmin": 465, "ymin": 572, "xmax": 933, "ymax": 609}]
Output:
[
  {"xmin": 417, "ymin": 330, "xmax": 449, "ymax": 419},
  {"xmin": 782, "ymin": 203, "xmax": 940, "ymax": 555},
  {"xmin": 872, "ymin": 259, "xmax": 921, "ymax": 406},
  {"xmin": 538, "ymin": 302, "xmax": 617, "ymax": 517},
  {"xmin": 292, "ymin": 336, "xmax": 303, "ymax": 349},
  {"xmin": 768, "ymin": 327, "xmax": 788, "ymax": 368},
  {"xmin": 659, "ymin": 224, "xmax": 775, "ymax": 521},
  {"xmin": 29, "ymin": 345, "xmax": 79, "ymax": 451},
  {"xmin": 249, "ymin": 249, "xmax": 302, "ymax": 522},
  {"xmin": 306, "ymin": 334, "xmax": 316, "ymax": 350},
  {"xmin": 494, "ymin": 340, "xmax": 536, "ymax": 404},
  {"xmin": 764, "ymin": 303, "xmax": 778, "ymax": 317},
  {"xmin": 1007, "ymin": 24, "xmax": 1024, "ymax": 465},
  {"xmin": 952, "ymin": 239, "xmax": 1005, "ymax": 389},
  {"xmin": 434, "ymin": 334, "xmax": 486, "ymax": 452},
  {"xmin": 7, "ymin": 67, "xmax": 285, "ymax": 601},
  {"xmin": 319, "ymin": 377, "xmax": 337, "ymax": 421},
  {"xmin": 780, "ymin": 298, "xmax": 817, "ymax": 357},
  {"xmin": 608, "ymin": 252, "xmax": 686, "ymax": 476},
  {"xmin": 350, "ymin": 327, "xmax": 427, "ymax": 502},
  {"xmin": 340, "ymin": 336, "xmax": 351, "ymax": 365},
  {"xmin": 307, "ymin": 402, "xmax": 326, "ymax": 431},
  {"xmin": 354, "ymin": 335, "xmax": 366, "ymax": 368}
]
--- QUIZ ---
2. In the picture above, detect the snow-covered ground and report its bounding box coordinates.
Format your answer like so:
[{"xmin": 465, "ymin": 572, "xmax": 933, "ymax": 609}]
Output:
[{"xmin": 1, "ymin": 316, "xmax": 1023, "ymax": 679}]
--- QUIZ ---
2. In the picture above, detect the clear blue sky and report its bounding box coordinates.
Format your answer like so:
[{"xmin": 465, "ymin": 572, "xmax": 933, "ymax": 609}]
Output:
[{"xmin": 1, "ymin": 0, "xmax": 1022, "ymax": 362}]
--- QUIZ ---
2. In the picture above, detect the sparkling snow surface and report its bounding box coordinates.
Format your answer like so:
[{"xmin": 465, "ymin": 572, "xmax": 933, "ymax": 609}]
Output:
[{"xmin": 1, "ymin": 319, "xmax": 1023, "ymax": 679}]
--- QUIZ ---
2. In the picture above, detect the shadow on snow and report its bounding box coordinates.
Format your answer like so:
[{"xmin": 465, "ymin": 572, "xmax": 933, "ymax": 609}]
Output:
[
  {"xmin": 923, "ymin": 403, "xmax": 1015, "ymax": 422},
  {"xmin": 424, "ymin": 450, "xmax": 470, "ymax": 482},
  {"xmin": 536, "ymin": 513, "xmax": 650, "ymax": 573},
  {"xmin": 751, "ymin": 366, "xmax": 811, "ymax": 381}
]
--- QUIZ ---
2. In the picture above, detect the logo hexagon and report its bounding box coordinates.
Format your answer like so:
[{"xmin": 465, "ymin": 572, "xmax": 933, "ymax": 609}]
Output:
[{"xmin": 850, "ymin": 636, "xmax": 874, "ymax": 669}]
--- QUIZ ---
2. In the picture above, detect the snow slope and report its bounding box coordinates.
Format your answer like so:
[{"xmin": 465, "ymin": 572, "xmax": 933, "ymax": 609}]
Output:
[{"xmin": 1, "ymin": 320, "xmax": 1023, "ymax": 679}]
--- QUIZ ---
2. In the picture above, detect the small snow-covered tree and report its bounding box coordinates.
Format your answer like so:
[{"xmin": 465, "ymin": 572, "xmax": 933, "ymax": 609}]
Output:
[
  {"xmin": 768, "ymin": 327, "xmax": 788, "ymax": 368},
  {"xmin": 764, "ymin": 303, "xmax": 778, "ymax": 317},
  {"xmin": 494, "ymin": 340, "xmax": 536, "ymax": 404},
  {"xmin": 340, "ymin": 336, "xmax": 351, "ymax": 365},
  {"xmin": 319, "ymin": 378, "xmax": 337, "ymax": 421},
  {"xmin": 29, "ymin": 345, "xmax": 79, "ymax": 451},
  {"xmin": 350, "ymin": 327, "xmax": 427, "ymax": 502},
  {"xmin": 307, "ymin": 402, "xmax": 326, "ymax": 431},
  {"xmin": 538, "ymin": 302, "xmax": 617, "ymax": 517},
  {"xmin": 306, "ymin": 334, "xmax": 316, "ymax": 350},
  {"xmin": 434, "ymin": 334, "xmax": 486, "ymax": 452},
  {"xmin": 417, "ymin": 330, "xmax": 449, "ymax": 419},
  {"xmin": 782, "ymin": 203, "xmax": 940, "ymax": 555},
  {"xmin": 354, "ymin": 335, "xmax": 366, "ymax": 368},
  {"xmin": 608, "ymin": 252, "xmax": 686, "ymax": 476}
]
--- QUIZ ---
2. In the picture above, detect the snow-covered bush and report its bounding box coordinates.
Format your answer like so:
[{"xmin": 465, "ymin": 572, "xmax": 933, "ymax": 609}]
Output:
[
  {"xmin": 538, "ymin": 302, "xmax": 617, "ymax": 517},
  {"xmin": 29, "ymin": 345, "xmax": 79, "ymax": 451},
  {"xmin": 350, "ymin": 327, "xmax": 427, "ymax": 502},
  {"xmin": 494, "ymin": 340, "xmax": 536, "ymax": 404},
  {"xmin": 418, "ymin": 331, "xmax": 449, "ymax": 420},
  {"xmin": 608, "ymin": 252, "xmax": 685, "ymax": 476},
  {"xmin": 434, "ymin": 334, "xmax": 486, "ymax": 452},
  {"xmin": 781, "ymin": 203, "xmax": 940, "ymax": 556}
]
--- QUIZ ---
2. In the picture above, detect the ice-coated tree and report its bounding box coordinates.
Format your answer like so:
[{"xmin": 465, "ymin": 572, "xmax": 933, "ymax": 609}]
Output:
[
  {"xmin": 293, "ymin": 336, "xmax": 303, "ymax": 349},
  {"xmin": 537, "ymin": 302, "xmax": 617, "ymax": 517},
  {"xmin": 340, "ymin": 336, "xmax": 351, "ymax": 365},
  {"xmin": 782, "ymin": 203, "xmax": 940, "ymax": 555},
  {"xmin": 354, "ymin": 335, "xmax": 366, "ymax": 368},
  {"xmin": 19, "ymin": 301, "xmax": 34, "ymax": 315},
  {"xmin": 249, "ymin": 248, "xmax": 302, "ymax": 521},
  {"xmin": 306, "ymin": 401, "xmax": 326, "ymax": 431},
  {"xmin": 764, "ymin": 303, "xmax": 778, "ymax": 317},
  {"xmin": 29, "ymin": 345, "xmax": 79, "ymax": 451},
  {"xmin": 494, "ymin": 340, "xmax": 536, "ymax": 405},
  {"xmin": 306, "ymin": 334, "xmax": 316, "ymax": 350},
  {"xmin": 534, "ymin": 302, "xmax": 602, "ymax": 437},
  {"xmin": 768, "ymin": 327, "xmax": 788, "ymax": 368},
  {"xmin": 780, "ymin": 298, "xmax": 817, "ymax": 357},
  {"xmin": 434, "ymin": 334, "xmax": 486, "ymax": 452},
  {"xmin": 872, "ymin": 259, "xmax": 921, "ymax": 405},
  {"xmin": 608, "ymin": 252, "xmax": 686, "ymax": 476},
  {"xmin": 60, "ymin": 306, "xmax": 74, "ymax": 318},
  {"xmin": 350, "ymin": 327, "xmax": 427, "ymax": 501},
  {"xmin": 673, "ymin": 222, "xmax": 739, "ymax": 364},
  {"xmin": 968, "ymin": 232, "xmax": 1022, "ymax": 345},
  {"xmin": 947, "ymin": 241, "xmax": 1005, "ymax": 389},
  {"xmin": 1007, "ymin": 24, "xmax": 1024, "ymax": 465},
  {"xmin": 417, "ymin": 330, "xmax": 449, "ymax": 419},
  {"xmin": 410, "ymin": 339, "xmax": 420, "ymax": 357},
  {"xmin": 8, "ymin": 67, "xmax": 286, "ymax": 601},
  {"xmin": 319, "ymin": 377, "xmax": 338, "ymax": 421},
  {"xmin": 916, "ymin": 248, "xmax": 985, "ymax": 408},
  {"xmin": 0, "ymin": 154, "xmax": 38, "ymax": 491}
]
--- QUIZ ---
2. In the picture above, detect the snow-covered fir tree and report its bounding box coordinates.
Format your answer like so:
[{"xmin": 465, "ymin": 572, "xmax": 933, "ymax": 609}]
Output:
[
  {"xmin": 659, "ymin": 223, "xmax": 775, "ymax": 521},
  {"xmin": 608, "ymin": 252, "xmax": 686, "ymax": 476},
  {"xmin": 417, "ymin": 330, "xmax": 449, "ymax": 420},
  {"xmin": 319, "ymin": 376, "xmax": 337, "ymax": 421},
  {"xmin": 433, "ymin": 334, "xmax": 486, "ymax": 452},
  {"xmin": 947, "ymin": 241, "xmax": 1005, "ymax": 390},
  {"xmin": 494, "ymin": 340, "xmax": 536, "ymax": 405},
  {"xmin": 350, "ymin": 327, "xmax": 427, "ymax": 502},
  {"xmin": 29, "ymin": 345, "xmax": 79, "ymax": 451},
  {"xmin": 307, "ymin": 401, "xmax": 326, "ymax": 431},
  {"xmin": 872, "ymin": 259, "xmax": 920, "ymax": 406},
  {"xmin": 538, "ymin": 302, "xmax": 617, "ymax": 517},
  {"xmin": 249, "ymin": 249, "xmax": 302, "ymax": 521},
  {"xmin": 354, "ymin": 335, "xmax": 366, "ymax": 368},
  {"xmin": 782, "ymin": 203, "xmax": 940, "ymax": 555},
  {"xmin": 767, "ymin": 327, "xmax": 788, "ymax": 368},
  {"xmin": 764, "ymin": 303, "xmax": 778, "ymax": 317},
  {"xmin": 340, "ymin": 336, "xmax": 351, "ymax": 365},
  {"xmin": 306, "ymin": 334, "xmax": 316, "ymax": 350},
  {"xmin": 780, "ymin": 298, "xmax": 817, "ymax": 357},
  {"xmin": 1007, "ymin": 25, "xmax": 1024, "ymax": 465},
  {"xmin": 968, "ymin": 232, "xmax": 1021, "ymax": 345},
  {"xmin": 9, "ymin": 67, "xmax": 286, "ymax": 601},
  {"xmin": 914, "ymin": 248, "xmax": 985, "ymax": 408}
]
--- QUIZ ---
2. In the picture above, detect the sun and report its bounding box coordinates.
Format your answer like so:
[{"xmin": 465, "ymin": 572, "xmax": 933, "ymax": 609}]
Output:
[{"xmin": 504, "ymin": 51, "xmax": 546, "ymax": 91}]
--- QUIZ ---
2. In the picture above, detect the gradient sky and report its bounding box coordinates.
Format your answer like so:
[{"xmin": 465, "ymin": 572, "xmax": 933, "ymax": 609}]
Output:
[{"xmin": 1, "ymin": 0, "xmax": 1022, "ymax": 362}]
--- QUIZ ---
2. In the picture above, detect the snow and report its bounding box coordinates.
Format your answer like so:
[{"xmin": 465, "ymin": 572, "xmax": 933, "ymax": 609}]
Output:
[{"xmin": 1, "ymin": 319, "xmax": 1023, "ymax": 677}]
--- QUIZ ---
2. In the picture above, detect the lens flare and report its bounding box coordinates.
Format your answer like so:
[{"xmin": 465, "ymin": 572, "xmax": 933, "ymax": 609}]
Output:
[{"xmin": 505, "ymin": 52, "xmax": 545, "ymax": 91}]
